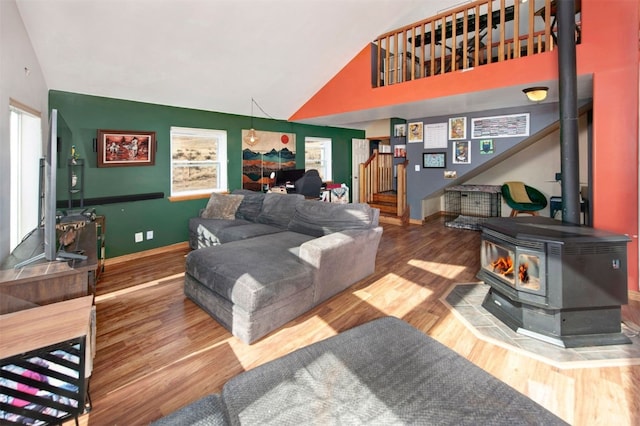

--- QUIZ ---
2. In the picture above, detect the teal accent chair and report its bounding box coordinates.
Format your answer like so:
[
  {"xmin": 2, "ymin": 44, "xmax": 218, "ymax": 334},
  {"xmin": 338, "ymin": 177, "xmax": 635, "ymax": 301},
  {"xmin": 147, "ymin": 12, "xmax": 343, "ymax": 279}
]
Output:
[{"xmin": 501, "ymin": 183, "xmax": 547, "ymax": 216}]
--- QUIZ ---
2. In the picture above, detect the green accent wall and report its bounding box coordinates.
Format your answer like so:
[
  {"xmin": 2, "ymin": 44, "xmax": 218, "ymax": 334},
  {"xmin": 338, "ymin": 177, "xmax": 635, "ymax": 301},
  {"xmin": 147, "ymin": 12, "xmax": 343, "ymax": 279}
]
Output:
[{"xmin": 49, "ymin": 90, "xmax": 364, "ymax": 258}]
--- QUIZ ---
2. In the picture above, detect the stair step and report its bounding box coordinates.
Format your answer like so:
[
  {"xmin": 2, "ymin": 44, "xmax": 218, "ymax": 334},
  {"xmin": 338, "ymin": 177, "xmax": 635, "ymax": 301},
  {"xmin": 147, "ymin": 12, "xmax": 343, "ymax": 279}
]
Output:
[
  {"xmin": 378, "ymin": 214, "xmax": 405, "ymax": 226},
  {"xmin": 373, "ymin": 193, "xmax": 397, "ymax": 204},
  {"xmin": 369, "ymin": 202, "xmax": 397, "ymax": 215}
]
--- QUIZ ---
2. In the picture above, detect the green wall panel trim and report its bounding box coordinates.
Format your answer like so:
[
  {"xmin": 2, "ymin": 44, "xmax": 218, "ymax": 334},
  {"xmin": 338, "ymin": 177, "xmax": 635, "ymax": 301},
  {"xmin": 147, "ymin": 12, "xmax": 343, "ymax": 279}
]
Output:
[{"xmin": 49, "ymin": 90, "xmax": 364, "ymax": 257}]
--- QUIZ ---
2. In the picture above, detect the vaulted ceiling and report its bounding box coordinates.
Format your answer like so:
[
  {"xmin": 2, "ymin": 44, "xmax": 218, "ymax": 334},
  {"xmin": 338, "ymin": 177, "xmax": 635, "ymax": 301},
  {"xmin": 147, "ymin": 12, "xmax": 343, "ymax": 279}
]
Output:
[{"xmin": 16, "ymin": 0, "xmax": 587, "ymax": 129}]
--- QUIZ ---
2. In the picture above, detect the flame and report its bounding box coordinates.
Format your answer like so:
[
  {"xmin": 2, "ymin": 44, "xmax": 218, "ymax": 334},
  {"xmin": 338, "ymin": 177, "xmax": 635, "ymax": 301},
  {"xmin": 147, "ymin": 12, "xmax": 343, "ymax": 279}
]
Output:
[
  {"xmin": 519, "ymin": 262, "xmax": 529, "ymax": 283},
  {"xmin": 491, "ymin": 256, "xmax": 513, "ymax": 276}
]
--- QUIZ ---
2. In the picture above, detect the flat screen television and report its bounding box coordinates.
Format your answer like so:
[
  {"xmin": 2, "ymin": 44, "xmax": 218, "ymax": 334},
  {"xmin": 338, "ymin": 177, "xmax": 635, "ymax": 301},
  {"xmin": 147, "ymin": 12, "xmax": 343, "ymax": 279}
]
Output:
[{"xmin": 14, "ymin": 109, "xmax": 85, "ymax": 268}]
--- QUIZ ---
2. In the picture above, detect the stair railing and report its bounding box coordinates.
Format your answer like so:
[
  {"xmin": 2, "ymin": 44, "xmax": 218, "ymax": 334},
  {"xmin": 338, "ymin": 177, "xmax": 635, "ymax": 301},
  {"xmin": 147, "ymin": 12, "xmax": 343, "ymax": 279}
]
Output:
[
  {"xmin": 396, "ymin": 160, "xmax": 408, "ymax": 218},
  {"xmin": 359, "ymin": 150, "xmax": 407, "ymax": 217}
]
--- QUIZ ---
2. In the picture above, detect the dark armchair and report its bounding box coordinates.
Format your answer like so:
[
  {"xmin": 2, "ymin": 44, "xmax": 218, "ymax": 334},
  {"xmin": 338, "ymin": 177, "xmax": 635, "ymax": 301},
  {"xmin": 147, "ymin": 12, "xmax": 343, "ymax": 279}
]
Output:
[
  {"xmin": 294, "ymin": 169, "xmax": 323, "ymax": 198},
  {"xmin": 501, "ymin": 182, "xmax": 547, "ymax": 216}
]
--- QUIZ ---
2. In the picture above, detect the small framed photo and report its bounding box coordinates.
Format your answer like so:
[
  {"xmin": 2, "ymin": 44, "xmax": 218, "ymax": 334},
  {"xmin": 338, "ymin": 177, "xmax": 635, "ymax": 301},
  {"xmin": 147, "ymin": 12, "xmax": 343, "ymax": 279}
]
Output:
[
  {"xmin": 449, "ymin": 116, "xmax": 467, "ymax": 140},
  {"xmin": 479, "ymin": 139, "xmax": 494, "ymax": 154},
  {"xmin": 444, "ymin": 170, "xmax": 457, "ymax": 179},
  {"xmin": 394, "ymin": 144, "xmax": 407, "ymax": 158},
  {"xmin": 408, "ymin": 122, "xmax": 424, "ymax": 143},
  {"xmin": 452, "ymin": 140, "xmax": 471, "ymax": 164},
  {"xmin": 97, "ymin": 130, "xmax": 156, "ymax": 167},
  {"xmin": 423, "ymin": 152, "xmax": 446, "ymax": 168},
  {"xmin": 393, "ymin": 124, "xmax": 406, "ymax": 137}
]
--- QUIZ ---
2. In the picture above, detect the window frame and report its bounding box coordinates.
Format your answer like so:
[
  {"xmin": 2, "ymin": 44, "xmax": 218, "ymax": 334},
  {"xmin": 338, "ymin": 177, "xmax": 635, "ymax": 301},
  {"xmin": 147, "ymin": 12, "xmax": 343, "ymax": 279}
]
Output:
[
  {"xmin": 170, "ymin": 126, "xmax": 228, "ymax": 198},
  {"xmin": 9, "ymin": 103, "xmax": 42, "ymax": 251},
  {"xmin": 304, "ymin": 137, "xmax": 332, "ymax": 182}
]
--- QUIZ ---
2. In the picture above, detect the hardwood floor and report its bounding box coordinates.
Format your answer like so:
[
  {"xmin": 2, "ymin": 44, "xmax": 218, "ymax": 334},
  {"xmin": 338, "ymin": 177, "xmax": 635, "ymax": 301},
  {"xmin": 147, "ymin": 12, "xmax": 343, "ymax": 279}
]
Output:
[{"xmin": 75, "ymin": 220, "xmax": 639, "ymax": 425}]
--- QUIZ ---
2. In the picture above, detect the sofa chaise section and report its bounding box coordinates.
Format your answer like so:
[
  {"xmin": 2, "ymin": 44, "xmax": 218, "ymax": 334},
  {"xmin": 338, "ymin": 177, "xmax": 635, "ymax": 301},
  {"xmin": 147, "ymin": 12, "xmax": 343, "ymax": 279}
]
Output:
[
  {"xmin": 152, "ymin": 316, "xmax": 567, "ymax": 425},
  {"xmin": 185, "ymin": 231, "xmax": 317, "ymax": 344}
]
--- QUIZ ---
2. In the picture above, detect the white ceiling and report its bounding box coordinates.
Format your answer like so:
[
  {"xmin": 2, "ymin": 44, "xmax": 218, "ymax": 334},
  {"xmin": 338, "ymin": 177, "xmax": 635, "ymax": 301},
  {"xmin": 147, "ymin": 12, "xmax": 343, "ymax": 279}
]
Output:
[{"xmin": 15, "ymin": 0, "xmax": 591, "ymax": 130}]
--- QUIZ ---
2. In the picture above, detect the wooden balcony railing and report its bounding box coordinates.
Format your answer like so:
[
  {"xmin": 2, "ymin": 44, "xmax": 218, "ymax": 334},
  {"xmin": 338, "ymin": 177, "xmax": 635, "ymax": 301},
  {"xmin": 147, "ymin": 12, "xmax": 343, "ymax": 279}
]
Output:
[{"xmin": 373, "ymin": 0, "xmax": 581, "ymax": 86}]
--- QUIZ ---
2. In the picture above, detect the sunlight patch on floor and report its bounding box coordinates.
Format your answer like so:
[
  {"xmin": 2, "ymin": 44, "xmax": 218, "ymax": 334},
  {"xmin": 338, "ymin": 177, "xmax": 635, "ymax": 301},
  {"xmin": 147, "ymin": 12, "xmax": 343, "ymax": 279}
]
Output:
[
  {"xmin": 354, "ymin": 273, "xmax": 433, "ymax": 317},
  {"xmin": 407, "ymin": 259, "xmax": 467, "ymax": 279},
  {"xmin": 95, "ymin": 272, "xmax": 184, "ymax": 302}
]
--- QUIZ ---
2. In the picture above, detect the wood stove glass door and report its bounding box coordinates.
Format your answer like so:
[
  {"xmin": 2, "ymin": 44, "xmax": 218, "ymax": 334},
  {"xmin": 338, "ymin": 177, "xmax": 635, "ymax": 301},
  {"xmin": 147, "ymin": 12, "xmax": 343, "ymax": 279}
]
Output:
[{"xmin": 515, "ymin": 248, "xmax": 546, "ymax": 296}]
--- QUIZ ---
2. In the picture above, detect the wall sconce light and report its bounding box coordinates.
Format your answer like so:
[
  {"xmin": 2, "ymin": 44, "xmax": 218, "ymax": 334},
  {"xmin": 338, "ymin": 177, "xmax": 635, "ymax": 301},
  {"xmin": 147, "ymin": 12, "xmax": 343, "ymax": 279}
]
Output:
[
  {"xmin": 523, "ymin": 86, "xmax": 548, "ymax": 102},
  {"xmin": 243, "ymin": 98, "xmax": 260, "ymax": 146}
]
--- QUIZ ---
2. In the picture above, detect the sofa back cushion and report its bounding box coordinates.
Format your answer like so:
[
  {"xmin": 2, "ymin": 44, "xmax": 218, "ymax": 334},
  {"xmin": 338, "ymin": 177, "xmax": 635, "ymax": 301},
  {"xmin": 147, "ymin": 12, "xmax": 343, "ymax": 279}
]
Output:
[
  {"xmin": 232, "ymin": 189, "xmax": 266, "ymax": 222},
  {"xmin": 288, "ymin": 201, "xmax": 375, "ymax": 237},
  {"xmin": 201, "ymin": 192, "xmax": 244, "ymax": 220},
  {"xmin": 256, "ymin": 193, "xmax": 304, "ymax": 228}
]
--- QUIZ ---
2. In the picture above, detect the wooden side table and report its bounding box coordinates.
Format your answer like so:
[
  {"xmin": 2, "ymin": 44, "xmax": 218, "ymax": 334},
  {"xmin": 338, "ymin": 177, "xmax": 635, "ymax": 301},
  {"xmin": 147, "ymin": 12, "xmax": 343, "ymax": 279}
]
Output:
[{"xmin": 0, "ymin": 296, "xmax": 95, "ymax": 424}]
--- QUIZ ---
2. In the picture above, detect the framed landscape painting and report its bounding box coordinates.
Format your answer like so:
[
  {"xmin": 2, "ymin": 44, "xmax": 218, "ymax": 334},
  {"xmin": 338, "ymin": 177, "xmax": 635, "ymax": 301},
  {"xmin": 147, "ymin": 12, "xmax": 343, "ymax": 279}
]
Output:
[{"xmin": 97, "ymin": 130, "xmax": 156, "ymax": 167}]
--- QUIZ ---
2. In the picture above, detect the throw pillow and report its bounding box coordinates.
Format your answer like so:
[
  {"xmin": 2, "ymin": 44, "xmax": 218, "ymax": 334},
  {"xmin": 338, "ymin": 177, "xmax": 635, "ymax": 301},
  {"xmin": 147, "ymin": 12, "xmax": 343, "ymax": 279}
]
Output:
[
  {"xmin": 505, "ymin": 181, "xmax": 532, "ymax": 204},
  {"xmin": 201, "ymin": 193, "xmax": 244, "ymax": 219},
  {"xmin": 232, "ymin": 189, "xmax": 266, "ymax": 222}
]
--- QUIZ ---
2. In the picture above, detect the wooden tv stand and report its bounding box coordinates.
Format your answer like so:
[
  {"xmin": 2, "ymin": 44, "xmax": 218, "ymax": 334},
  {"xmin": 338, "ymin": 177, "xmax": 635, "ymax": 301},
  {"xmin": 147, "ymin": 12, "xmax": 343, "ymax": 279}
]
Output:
[{"xmin": 0, "ymin": 222, "xmax": 100, "ymax": 314}]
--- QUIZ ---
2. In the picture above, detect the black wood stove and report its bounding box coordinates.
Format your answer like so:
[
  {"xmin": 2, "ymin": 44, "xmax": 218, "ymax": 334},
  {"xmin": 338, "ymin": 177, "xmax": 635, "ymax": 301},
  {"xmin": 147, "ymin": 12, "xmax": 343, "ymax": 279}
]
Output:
[{"xmin": 477, "ymin": 216, "xmax": 631, "ymax": 348}]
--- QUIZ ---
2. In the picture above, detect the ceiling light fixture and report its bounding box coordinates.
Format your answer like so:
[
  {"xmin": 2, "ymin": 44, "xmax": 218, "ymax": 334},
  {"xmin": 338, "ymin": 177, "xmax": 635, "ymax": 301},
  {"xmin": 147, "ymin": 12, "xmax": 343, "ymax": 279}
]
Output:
[
  {"xmin": 523, "ymin": 86, "xmax": 548, "ymax": 102},
  {"xmin": 244, "ymin": 98, "xmax": 260, "ymax": 146}
]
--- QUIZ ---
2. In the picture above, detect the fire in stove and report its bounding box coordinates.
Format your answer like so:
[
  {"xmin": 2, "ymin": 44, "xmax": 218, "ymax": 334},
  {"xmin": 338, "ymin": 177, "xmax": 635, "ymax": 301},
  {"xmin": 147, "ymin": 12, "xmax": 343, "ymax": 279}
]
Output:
[
  {"xmin": 491, "ymin": 256, "xmax": 513, "ymax": 276},
  {"xmin": 481, "ymin": 239, "xmax": 542, "ymax": 292}
]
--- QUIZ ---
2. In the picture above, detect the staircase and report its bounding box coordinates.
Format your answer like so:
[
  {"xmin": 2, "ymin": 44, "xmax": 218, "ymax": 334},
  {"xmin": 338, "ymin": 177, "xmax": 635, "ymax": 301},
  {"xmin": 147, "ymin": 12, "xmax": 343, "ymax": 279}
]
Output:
[{"xmin": 359, "ymin": 150, "xmax": 409, "ymax": 225}]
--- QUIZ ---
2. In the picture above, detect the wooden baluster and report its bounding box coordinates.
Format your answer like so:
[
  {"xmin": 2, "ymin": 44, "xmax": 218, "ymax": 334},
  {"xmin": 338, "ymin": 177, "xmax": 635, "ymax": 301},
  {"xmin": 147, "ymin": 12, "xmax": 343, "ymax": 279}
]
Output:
[
  {"xmin": 498, "ymin": 0, "xmax": 505, "ymax": 61},
  {"xmin": 440, "ymin": 16, "xmax": 446, "ymax": 74},
  {"xmin": 528, "ymin": 0, "xmax": 535, "ymax": 56},
  {"xmin": 486, "ymin": 0, "xmax": 492, "ymax": 64},
  {"xmin": 474, "ymin": 5, "xmax": 481, "ymax": 67}
]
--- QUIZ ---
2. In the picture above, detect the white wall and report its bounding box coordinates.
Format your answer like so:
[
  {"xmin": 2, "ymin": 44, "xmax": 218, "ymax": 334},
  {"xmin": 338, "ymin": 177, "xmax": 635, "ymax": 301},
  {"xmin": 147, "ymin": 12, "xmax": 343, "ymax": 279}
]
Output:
[
  {"xmin": 466, "ymin": 114, "xmax": 589, "ymax": 218},
  {"xmin": 0, "ymin": 0, "xmax": 49, "ymax": 260},
  {"xmin": 364, "ymin": 119, "xmax": 391, "ymax": 138}
]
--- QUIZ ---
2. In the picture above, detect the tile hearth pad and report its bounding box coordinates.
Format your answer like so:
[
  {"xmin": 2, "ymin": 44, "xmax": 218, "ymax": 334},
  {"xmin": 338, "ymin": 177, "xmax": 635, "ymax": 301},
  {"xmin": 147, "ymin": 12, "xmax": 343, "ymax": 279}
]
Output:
[{"xmin": 440, "ymin": 283, "xmax": 640, "ymax": 369}]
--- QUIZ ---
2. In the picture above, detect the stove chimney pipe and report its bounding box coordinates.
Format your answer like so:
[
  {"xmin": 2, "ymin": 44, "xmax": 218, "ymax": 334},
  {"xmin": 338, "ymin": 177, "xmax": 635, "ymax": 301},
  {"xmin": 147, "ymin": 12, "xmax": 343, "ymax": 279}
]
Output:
[{"xmin": 557, "ymin": 0, "xmax": 581, "ymax": 225}]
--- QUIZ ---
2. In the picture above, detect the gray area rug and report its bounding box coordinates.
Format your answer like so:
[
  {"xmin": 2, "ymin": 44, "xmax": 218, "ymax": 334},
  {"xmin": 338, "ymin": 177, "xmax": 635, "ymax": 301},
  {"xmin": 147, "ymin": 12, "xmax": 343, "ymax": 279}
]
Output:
[{"xmin": 441, "ymin": 283, "xmax": 640, "ymax": 369}]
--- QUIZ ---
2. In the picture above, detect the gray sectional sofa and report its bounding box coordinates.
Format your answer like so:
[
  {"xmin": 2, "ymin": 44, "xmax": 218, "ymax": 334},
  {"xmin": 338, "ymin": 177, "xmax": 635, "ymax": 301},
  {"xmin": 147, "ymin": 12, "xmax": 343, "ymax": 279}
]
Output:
[
  {"xmin": 152, "ymin": 316, "xmax": 567, "ymax": 425},
  {"xmin": 185, "ymin": 190, "xmax": 383, "ymax": 344}
]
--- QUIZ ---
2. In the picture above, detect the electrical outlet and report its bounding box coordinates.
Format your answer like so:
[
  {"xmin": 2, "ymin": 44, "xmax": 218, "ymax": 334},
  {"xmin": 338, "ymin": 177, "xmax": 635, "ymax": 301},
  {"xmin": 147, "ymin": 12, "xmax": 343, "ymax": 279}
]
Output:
[
  {"xmin": 146, "ymin": 230, "xmax": 154, "ymax": 240},
  {"xmin": 135, "ymin": 232, "xmax": 143, "ymax": 243}
]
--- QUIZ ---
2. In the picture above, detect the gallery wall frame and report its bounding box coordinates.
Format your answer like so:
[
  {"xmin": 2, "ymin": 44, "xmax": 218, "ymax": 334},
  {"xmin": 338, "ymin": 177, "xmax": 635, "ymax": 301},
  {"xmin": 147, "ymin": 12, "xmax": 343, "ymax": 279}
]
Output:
[
  {"xmin": 394, "ymin": 144, "xmax": 407, "ymax": 158},
  {"xmin": 471, "ymin": 112, "xmax": 530, "ymax": 138},
  {"xmin": 97, "ymin": 130, "xmax": 156, "ymax": 168},
  {"xmin": 448, "ymin": 117, "xmax": 467, "ymax": 140},
  {"xmin": 423, "ymin": 152, "xmax": 446, "ymax": 168},
  {"xmin": 408, "ymin": 122, "xmax": 424, "ymax": 143},
  {"xmin": 394, "ymin": 124, "xmax": 406, "ymax": 137},
  {"xmin": 479, "ymin": 139, "xmax": 494, "ymax": 154},
  {"xmin": 452, "ymin": 140, "xmax": 471, "ymax": 164}
]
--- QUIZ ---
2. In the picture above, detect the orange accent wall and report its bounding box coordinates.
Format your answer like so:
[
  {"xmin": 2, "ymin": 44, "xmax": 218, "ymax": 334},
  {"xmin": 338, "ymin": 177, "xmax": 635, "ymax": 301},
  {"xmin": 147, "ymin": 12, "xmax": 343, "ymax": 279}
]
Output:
[{"xmin": 291, "ymin": 0, "xmax": 639, "ymax": 291}]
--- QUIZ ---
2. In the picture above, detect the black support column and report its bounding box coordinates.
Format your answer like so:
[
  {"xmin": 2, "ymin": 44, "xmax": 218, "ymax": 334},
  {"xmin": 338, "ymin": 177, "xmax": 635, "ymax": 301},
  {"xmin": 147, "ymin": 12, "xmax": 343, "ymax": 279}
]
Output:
[{"xmin": 557, "ymin": 0, "xmax": 581, "ymax": 225}]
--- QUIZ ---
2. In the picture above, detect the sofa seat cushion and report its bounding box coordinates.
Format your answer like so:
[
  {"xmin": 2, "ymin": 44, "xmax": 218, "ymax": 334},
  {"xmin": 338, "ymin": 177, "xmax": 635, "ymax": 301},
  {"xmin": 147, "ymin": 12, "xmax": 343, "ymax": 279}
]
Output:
[
  {"xmin": 185, "ymin": 231, "xmax": 315, "ymax": 312},
  {"xmin": 255, "ymin": 193, "xmax": 304, "ymax": 228},
  {"xmin": 190, "ymin": 218, "xmax": 251, "ymax": 248},
  {"xmin": 288, "ymin": 201, "xmax": 376, "ymax": 237},
  {"xmin": 216, "ymin": 223, "xmax": 283, "ymax": 244}
]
